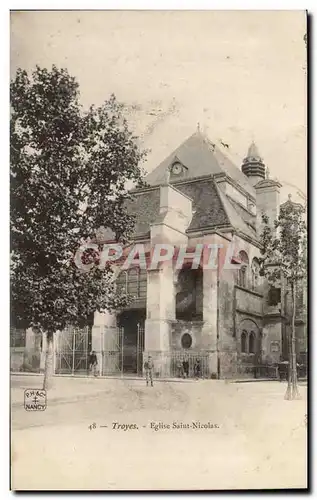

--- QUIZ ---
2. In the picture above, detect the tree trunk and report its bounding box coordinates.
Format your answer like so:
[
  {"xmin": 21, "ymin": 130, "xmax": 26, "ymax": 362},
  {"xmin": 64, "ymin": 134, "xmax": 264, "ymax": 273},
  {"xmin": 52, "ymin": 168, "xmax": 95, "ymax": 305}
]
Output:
[
  {"xmin": 285, "ymin": 323, "xmax": 292, "ymax": 399},
  {"xmin": 43, "ymin": 332, "xmax": 54, "ymax": 391},
  {"xmin": 285, "ymin": 282, "xmax": 300, "ymax": 400}
]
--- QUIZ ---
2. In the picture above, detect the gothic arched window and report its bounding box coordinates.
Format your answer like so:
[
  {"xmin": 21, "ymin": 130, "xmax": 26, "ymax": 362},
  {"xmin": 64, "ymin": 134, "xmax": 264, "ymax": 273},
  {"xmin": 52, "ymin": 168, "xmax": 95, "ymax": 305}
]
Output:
[
  {"xmin": 241, "ymin": 330, "xmax": 248, "ymax": 353},
  {"xmin": 249, "ymin": 331, "xmax": 256, "ymax": 354},
  {"xmin": 239, "ymin": 266, "xmax": 247, "ymax": 288},
  {"xmin": 238, "ymin": 251, "xmax": 249, "ymax": 288},
  {"xmin": 251, "ymin": 258, "xmax": 260, "ymax": 290}
]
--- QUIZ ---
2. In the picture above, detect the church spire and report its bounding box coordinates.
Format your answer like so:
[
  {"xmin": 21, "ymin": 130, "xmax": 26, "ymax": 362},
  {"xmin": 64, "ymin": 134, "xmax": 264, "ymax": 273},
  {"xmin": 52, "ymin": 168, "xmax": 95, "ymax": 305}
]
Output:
[
  {"xmin": 241, "ymin": 141, "xmax": 266, "ymax": 187},
  {"xmin": 247, "ymin": 141, "xmax": 261, "ymax": 159}
]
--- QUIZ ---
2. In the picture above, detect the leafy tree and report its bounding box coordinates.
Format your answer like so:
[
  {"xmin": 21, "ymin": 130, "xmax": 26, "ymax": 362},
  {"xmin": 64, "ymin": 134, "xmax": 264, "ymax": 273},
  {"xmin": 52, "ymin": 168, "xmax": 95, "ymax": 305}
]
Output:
[
  {"xmin": 259, "ymin": 197, "xmax": 307, "ymax": 400},
  {"xmin": 10, "ymin": 65, "xmax": 147, "ymax": 389}
]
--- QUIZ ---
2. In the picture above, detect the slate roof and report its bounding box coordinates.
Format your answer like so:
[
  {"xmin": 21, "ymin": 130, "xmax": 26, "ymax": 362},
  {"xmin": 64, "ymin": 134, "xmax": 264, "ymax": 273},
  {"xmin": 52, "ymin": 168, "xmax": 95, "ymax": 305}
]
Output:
[
  {"xmin": 124, "ymin": 130, "xmax": 259, "ymax": 243},
  {"xmin": 174, "ymin": 179, "xmax": 230, "ymax": 231},
  {"xmin": 214, "ymin": 185, "xmax": 257, "ymax": 240},
  {"xmin": 125, "ymin": 188, "xmax": 160, "ymax": 238},
  {"xmin": 126, "ymin": 178, "xmax": 257, "ymax": 242},
  {"xmin": 224, "ymin": 195, "xmax": 256, "ymax": 231},
  {"xmin": 126, "ymin": 179, "xmax": 231, "ymax": 238},
  {"xmin": 145, "ymin": 130, "xmax": 255, "ymax": 198}
]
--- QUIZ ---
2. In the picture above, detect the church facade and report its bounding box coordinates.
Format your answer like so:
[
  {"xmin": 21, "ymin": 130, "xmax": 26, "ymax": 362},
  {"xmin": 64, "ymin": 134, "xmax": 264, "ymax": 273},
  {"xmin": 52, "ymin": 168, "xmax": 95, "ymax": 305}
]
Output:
[{"xmin": 11, "ymin": 131, "xmax": 307, "ymax": 378}]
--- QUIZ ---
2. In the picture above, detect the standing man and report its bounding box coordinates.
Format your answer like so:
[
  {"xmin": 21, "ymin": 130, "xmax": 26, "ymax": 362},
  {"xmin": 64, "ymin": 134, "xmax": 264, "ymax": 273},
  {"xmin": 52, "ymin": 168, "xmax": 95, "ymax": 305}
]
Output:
[
  {"xmin": 183, "ymin": 356, "xmax": 189, "ymax": 378},
  {"xmin": 144, "ymin": 355, "xmax": 154, "ymax": 387},
  {"xmin": 194, "ymin": 358, "xmax": 201, "ymax": 379},
  {"xmin": 176, "ymin": 358, "xmax": 184, "ymax": 378},
  {"xmin": 89, "ymin": 350, "xmax": 98, "ymax": 377}
]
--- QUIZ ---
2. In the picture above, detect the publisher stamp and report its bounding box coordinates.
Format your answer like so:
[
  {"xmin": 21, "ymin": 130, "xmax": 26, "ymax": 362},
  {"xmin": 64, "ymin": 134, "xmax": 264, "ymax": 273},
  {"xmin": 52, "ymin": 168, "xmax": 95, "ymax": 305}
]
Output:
[{"xmin": 24, "ymin": 389, "xmax": 47, "ymax": 411}]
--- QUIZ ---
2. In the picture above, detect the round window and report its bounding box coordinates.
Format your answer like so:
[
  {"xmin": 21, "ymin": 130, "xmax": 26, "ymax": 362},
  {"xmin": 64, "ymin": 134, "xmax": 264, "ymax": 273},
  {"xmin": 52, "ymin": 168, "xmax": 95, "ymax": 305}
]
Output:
[
  {"xmin": 171, "ymin": 162, "xmax": 183, "ymax": 175},
  {"xmin": 181, "ymin": 333, "xmax": 192, "ymax": 349}
]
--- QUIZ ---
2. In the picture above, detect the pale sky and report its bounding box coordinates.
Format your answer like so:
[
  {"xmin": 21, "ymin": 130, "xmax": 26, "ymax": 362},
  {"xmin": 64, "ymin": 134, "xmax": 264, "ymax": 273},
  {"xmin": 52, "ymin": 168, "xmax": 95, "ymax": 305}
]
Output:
[{"xmin": 10, "ymin": 10, "xmax": 307, "ymax": 202}]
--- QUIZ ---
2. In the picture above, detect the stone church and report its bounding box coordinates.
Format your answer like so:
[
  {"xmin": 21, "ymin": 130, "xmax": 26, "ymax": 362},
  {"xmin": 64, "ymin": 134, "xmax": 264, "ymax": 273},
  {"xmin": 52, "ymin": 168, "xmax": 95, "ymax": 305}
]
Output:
[{"xmin": 11, "ymin": 130, "xmax": 307, "ymax": 378}]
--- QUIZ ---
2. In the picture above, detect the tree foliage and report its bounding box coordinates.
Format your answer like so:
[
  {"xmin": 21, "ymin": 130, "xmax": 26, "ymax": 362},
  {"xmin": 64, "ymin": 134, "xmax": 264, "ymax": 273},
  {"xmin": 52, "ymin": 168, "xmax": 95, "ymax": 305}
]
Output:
[
  {"xmin": 259, "ymin": 198, "xmax": 307, "ymax": 400},
  {"xmin": 10, "ymin": 65, "xmax": 147, "ymax": 336},
  {"xmin": 259, "ymin": 200, "xmax": 307, "ymax": 286}
]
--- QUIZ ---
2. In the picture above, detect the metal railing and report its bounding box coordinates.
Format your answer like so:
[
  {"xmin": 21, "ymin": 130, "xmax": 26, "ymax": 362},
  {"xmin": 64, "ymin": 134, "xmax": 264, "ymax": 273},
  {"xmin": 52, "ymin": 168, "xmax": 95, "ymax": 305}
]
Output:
[
  {"xmin": 84, "ymin": 350, "xmax": 212, "ymax": 379},
  {"xmin": 238, "ymin": 364, "xmax": 279, "ymax": 379},
  {"xmin": 144, "ymin": 351, "xmax": 211, "ymax": 379},
  {"xmin": 54, "ymin": 326, "xmax": 90, "ymax": 375}
]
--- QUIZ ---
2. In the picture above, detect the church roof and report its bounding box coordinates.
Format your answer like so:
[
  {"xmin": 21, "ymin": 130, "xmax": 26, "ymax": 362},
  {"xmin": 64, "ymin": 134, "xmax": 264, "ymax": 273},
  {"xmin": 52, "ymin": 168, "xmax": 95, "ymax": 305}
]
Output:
[
  {"xmin": 125, "ymin": 178, "xmax": 230, "ymax": 238},
  {"xmin": 280, "ymin": 194, "xmax": 304, "ymax": 212},
  {"xmin": 255, "ymin": 178, "xmax": 282, "ymax": 189},
  {"xmin": 125, "ymin": 177, "xmax": 257, "ymax": 242},
  {"xmin": 122, "ymin": 130, "xmax": 261, "ymax": 244},
  {"xmin": 215, "ymin": 184, "xmax": 257, "ymax": 240},
  {"xmin": 246, "ymin": 141, "xmax": 261, "ymax": 160},
  {"xmin": 145, "ymin": 131, "xmax": 255, "ymax": 198}
]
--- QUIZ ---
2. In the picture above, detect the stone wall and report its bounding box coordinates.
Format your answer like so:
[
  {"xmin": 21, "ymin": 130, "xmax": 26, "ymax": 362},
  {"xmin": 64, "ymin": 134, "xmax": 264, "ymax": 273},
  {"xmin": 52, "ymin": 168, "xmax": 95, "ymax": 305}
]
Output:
[
  {"xmin": 218, "ymin": 351, "xmax": 238, "ymax": 378},
  {"xmin": 171, "ymin": 320, "xmax": 205, "ymax": 350},
  {"xmin": 10, "ymin": 349, "xmax": 24, "ymax": 371},
  {"xmin": 262, "ymin": 318, "xmax": 282, "ymax": 364},
  {"xmin": 235, "ymin": 286, "xmax": 263, "ymax": 317}
]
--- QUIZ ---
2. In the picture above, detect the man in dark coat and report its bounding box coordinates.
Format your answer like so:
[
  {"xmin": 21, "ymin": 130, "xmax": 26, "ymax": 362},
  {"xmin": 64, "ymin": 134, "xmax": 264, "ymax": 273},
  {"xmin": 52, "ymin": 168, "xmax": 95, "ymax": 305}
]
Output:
[
  {"xmin": 89, "ymin": 351, "xmax": 98, "ymax": 377},
  {"xmin": 182, "ymin": 357, "xmax": 189, "ymax": 378},
  {"xmin": 194, "ymin": 358, "xmax": 201, "ymax": 379},
  {"xmin": 144, "ymin": 355, "xmax": 154, "ymax": 387}
]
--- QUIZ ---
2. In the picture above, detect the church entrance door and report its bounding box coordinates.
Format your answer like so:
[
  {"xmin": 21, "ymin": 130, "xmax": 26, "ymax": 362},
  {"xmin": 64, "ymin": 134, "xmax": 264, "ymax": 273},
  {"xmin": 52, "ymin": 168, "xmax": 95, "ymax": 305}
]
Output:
[{"xmin": 118, "ymin": 309, "xmax": 145, "ymax": 375}]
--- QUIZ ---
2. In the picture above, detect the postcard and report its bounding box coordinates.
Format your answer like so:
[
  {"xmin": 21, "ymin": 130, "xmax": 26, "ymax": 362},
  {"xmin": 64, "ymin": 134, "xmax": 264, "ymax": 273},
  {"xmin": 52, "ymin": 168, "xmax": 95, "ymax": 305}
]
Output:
[{"xmin": 10, "ymin": 10, "xmax": 307, "ymax": 491}]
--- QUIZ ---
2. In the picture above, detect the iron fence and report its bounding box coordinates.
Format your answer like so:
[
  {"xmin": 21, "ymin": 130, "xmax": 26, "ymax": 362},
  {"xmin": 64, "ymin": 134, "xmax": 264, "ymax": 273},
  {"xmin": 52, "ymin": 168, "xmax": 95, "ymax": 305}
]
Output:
[
  {"xmin": 146, "ymin": 351, "xmax": 211, "ymax": 379},
  {"xmin": 237, "ymin": 363, "xmax": 279, "ymax": 379},
  {"xmin": 54, "ymin": 326, "xmax": 90, "ymax": 375},
  {"xmin": 85, "ymin": 349, "xmax": 212, "ymax": 379},
  {"xmin": 98, "ymin": 324, "xmax": 145, "ymax": 376}
]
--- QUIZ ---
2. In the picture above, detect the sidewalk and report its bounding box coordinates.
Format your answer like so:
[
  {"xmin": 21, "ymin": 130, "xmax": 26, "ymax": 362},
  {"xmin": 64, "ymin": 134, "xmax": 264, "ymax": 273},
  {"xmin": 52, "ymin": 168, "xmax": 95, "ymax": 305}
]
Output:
[
  {"xmin": 11, "ymin": 370, "xmax": 283, "ymax": 383},
  {"xmin": 11, "ymin": 375, "xmax": 111, "ymax": 407},
  {"xmin": 12, "ymin": 371, "xmax": 305, "ymax": 409},
  {"xmin": 10, "ymin": 372, "xmax": 198, "ymax": 407},
  {"xmin": 10, "ymin": 371, "xmax": 198, "ymax": 383},
  {"xmin": 11, "ymin": 372, "xmax": 286, "ymax": 384}
]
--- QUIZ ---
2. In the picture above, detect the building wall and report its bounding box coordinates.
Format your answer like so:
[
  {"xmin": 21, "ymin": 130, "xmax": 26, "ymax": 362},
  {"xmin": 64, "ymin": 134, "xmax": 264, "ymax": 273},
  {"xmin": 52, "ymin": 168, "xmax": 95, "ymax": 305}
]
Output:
[
  {"xmin": 11, "ymin": 349, "xmax": 25, "ymax": 372},
  {"xmin": 10, "ymin": 328, "xmax": 42, "ymax": 372},
  {"xmin": 171, "ymin": 320, "xmax": 205, "ymax": 350},
  {"xmin": 217, "ymin": 234, "xmax": 264, "ymax": 377},
  {"xmin": 262, "ymin": 318, "xmax": 283, "ymax": 364}
]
